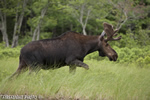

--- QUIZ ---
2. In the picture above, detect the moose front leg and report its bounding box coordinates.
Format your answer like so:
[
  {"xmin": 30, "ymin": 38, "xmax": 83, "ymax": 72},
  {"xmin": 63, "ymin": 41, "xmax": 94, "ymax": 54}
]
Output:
[{"xmin": 69, "ymin": 59, "xmax": 89, "ymax": 70}]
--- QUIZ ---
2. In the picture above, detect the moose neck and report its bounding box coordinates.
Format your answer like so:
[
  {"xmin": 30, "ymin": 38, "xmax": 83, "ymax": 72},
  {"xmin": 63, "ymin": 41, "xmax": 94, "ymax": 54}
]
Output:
[{"xmin": 84, "ymin": 35, "xmax": 99, "ymax": 55}]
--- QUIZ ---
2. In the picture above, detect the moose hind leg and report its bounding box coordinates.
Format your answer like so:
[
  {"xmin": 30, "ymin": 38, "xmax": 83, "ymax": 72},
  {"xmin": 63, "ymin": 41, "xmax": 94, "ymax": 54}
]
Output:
[
  {"xmin": 28, "ymin": 65, "xmax": 41, "ymax": 75},
  {"xmin": 9, "ymin": 60, "xmax": 27, "ymax": 79}
]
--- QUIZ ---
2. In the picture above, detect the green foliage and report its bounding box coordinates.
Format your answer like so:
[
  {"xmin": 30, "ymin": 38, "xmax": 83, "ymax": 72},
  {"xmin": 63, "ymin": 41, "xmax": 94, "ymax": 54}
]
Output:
[
  {"xmin": 135, "ymin": 29, "xmax": 150, "ymax": 46},
  {"xmin": 40, "ymin": 32, "xmax": 52, "ymax": 39},
  {"xmin": 109, "ymin": 32, "xmax": 138, "ymax": 48},
  {"xmin": 19, "ymin": 34, "xmax": 32, "ymax": 45},
  {"xmin": 114, "ymin": 46, "xmax": 150, "ymax": 67},
  {"xmin": 85, "ymin": 51, "xmax": 108, "ymax": 61},
  {"xmin": 0, "ymin": 44, "xmax": 21, "ymax": 59},
  {"xmin": 136, "ymin": 56, "xmax": 150, "ymax": 68},
  {"xmin": 42, "ymin": 16, "xmax": 57, "ymax": 31}
]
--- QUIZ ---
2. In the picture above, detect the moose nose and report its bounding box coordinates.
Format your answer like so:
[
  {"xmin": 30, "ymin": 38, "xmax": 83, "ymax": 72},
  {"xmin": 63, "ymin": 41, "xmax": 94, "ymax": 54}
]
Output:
[
  {"xmin": 109, "ymin": 54, "xmax": 118, "ymax": 61},
  {"xmin": 113, "ymin": 55, "xmax": 117, "ymax": 61}
]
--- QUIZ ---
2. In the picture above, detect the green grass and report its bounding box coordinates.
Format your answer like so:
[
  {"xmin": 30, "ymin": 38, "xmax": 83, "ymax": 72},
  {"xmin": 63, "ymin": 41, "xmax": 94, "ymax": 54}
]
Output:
[{"xmin": 0, "ymin": 58, "xmax": 150, "ymax": 100}]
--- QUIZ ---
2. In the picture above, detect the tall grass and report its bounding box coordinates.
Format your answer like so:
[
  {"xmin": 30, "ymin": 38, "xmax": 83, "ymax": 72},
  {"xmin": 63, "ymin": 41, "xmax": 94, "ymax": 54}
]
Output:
[{"xmin": 0, "ymin": 58, "xmax": 150, "ymax": 100}]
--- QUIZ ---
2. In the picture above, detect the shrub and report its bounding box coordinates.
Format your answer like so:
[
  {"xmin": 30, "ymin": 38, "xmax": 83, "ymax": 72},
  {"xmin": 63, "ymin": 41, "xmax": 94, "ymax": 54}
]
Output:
[
  {"xmin": 0, "ymin": 46, "xmax": 21, "ymax": 59},
  {"xmin": 136, "ymin": 55, "xmax": 150, "ymax": 68}
]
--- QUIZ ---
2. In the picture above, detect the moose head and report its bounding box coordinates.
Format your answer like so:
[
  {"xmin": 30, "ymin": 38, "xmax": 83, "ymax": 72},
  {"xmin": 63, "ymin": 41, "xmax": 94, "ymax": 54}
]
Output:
[{"xmin": 98, "ymin": 22, "xmax": 121, "ymax": 61}]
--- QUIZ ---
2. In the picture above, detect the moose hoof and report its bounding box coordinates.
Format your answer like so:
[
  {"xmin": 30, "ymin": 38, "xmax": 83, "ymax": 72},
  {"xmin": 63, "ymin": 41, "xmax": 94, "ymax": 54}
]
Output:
[{"xmin": 84, "ymin": 66, "xmax": 89, "ymax": 70}]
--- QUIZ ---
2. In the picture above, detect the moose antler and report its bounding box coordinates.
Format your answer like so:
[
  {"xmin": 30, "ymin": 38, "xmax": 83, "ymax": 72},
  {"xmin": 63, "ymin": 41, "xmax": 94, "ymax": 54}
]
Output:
[{"xmin": 103, "ymin": 22, "xmax": 121, "ymax": 42}]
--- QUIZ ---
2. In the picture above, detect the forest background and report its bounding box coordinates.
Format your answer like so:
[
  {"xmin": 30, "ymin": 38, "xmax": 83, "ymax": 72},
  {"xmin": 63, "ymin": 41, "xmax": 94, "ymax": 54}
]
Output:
[{"xmin": 0, "ymin": 0, "xmax": 150, "ymax": 66}]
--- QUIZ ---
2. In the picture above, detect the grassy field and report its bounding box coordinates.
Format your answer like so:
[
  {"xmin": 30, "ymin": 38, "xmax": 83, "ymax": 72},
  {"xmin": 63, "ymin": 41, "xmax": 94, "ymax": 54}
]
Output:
[{"xmin": 0, "ymin": 58, "xmax": 150, "ymax": 100}]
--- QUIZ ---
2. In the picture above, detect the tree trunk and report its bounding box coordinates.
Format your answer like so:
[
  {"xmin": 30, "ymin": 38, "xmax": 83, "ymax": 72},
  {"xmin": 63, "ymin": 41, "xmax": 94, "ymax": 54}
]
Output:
[
  {"xmin": 78, "ymin": 4, "xmax": 91, "ymax": 35},
  {"xmin": 36, "ymin": 24, "xmax": 40, "ymax": 40},
  {"xmin": 12, "ymin": 12, "xmax": 19, "ymax": 48},
  {"xmin": 82, "ymin": 26, "xmax": 87, "ymax": 35},
  {"xmin": 0, "ymin": 10, "xmax": 9, "ymax": 47},
  {"xmin": 11, "ymin": 0, "xmax": 28, "ymax": 48},
  {"xmin": 32, "ymin": 19, "xmax": 42, "ymax": 41}
]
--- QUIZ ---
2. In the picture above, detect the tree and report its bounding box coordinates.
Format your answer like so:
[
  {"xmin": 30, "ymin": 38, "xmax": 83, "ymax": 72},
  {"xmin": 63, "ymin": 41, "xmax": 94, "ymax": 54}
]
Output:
[
  {"xmin": 76, "ymin": 3, "xmax": 91, "ymax": 35},
  {"xmin": 11, "ymin": 0, "xmax": 28, "ymax": 48},
  {"xmin": 0, "ymin": 0, "xmax": 9, "ymax": 47},
  {"xmin": 108, "ymin": 0, "xmax": 147, "ymax": 30},
  {"xmin": 68, "ymin": 0, "xmax": 110, "ymax": 35},
  {"xmin": 32, "ymin": 0, "xmax": 50, "ymax": 41},
  {"xmin": 68, "ymin": 0, "xmax": 92, "ymax": 35}
]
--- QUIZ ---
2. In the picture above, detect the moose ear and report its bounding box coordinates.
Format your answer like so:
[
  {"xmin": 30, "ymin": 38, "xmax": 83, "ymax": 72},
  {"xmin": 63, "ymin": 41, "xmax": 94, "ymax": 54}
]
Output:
[
  {"xmin": 100, "ymin": 30, "xmax": 105, "ymax": 41},
  {"xmin": 100, "ymin": 35, "xmax": 104, "ymax": 41}
]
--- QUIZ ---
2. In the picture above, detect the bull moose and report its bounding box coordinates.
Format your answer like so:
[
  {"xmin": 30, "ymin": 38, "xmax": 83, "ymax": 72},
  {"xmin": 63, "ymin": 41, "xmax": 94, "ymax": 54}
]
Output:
[{"xmin": 10, "ymin": 22, "xmax": 121, "ymax": 78}]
